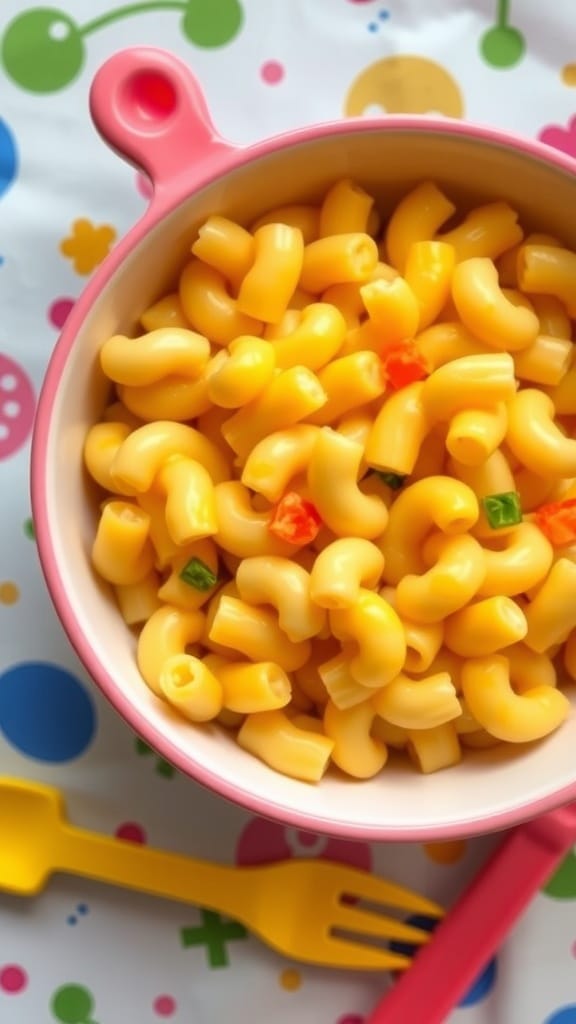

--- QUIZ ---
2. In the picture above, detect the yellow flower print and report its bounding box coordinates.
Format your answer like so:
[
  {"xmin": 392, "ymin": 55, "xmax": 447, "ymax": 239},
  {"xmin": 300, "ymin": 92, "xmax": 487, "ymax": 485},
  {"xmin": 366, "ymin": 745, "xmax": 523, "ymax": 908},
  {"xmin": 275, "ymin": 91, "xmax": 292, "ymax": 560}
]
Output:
[{"xmin": 60, "ymin": 218, "xmax": 117, "ymax": 275}]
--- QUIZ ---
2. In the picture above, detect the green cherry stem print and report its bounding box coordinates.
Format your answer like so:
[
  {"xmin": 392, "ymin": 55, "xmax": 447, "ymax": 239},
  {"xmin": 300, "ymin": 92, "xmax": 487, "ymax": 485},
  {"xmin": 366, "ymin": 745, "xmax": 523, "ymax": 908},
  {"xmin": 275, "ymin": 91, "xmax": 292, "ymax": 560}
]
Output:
[
  {"xmin": 1, "ymin": 0, "xmax": 244, "ymax": 94},
  {"xmin": 480, "ymin": 0, "xmax": 525, "ymax": 69}
]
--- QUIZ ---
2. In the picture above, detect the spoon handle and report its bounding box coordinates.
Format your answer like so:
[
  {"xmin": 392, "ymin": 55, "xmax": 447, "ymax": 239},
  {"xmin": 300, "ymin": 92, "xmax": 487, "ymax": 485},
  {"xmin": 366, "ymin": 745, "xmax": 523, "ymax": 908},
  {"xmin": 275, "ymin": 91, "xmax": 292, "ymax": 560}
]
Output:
[
  {"xmin": 57, "ymin": 822, "xmax": 251, "ymax": 921},
  {"xmin": 367, "ymin": 802, "xmax": 576, "ymax": 1024}
]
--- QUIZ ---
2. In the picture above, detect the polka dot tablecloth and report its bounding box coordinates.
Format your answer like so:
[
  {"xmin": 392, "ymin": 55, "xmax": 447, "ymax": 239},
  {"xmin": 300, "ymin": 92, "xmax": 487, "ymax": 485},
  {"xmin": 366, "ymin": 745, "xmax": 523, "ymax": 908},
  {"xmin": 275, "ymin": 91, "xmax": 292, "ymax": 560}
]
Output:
[{"xmin": 1, "ymin": 1, "xmax": 576, "ymax": 1021}]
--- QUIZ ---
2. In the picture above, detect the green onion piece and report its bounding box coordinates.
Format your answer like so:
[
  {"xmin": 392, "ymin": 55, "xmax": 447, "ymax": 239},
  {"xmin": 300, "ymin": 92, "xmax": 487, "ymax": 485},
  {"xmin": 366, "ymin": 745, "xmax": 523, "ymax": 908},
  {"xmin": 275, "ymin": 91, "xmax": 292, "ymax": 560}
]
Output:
[
  {"xmin": 481, "ymin": 491, "xmax": 522, "ymax": 529},
  {"xmin": 179, "ymin": 557, "xmax": 218, "ymax": 591},
  {"xmin": 375, "ymin": 471, "xmax": 407, "ymax": 491}
]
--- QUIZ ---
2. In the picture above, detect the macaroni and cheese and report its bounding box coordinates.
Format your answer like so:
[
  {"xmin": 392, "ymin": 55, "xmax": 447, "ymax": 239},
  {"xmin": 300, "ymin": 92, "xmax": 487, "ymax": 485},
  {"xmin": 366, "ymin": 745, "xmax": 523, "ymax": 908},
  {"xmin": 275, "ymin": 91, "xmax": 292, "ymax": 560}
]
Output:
[{"xmin": 84, "ymin": 178, "xmax": 576, "ymax": 783}]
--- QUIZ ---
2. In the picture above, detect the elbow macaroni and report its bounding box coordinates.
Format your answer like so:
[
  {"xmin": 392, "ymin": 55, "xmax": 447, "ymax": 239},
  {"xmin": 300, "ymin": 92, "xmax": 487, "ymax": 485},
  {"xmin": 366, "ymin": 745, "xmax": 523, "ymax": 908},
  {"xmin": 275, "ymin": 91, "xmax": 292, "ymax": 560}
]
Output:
[
  {"xmin": 160, "ymin": 654, "xmax": 224, "ymax": 722},
  {"xmin": 222, "ymin": 365, "xmax": 327, "ymax": 458},
  {"xmin": 92, "ymin": 500, "xmax": 155, "ymax": 585},
  {"xmin": 506, "ymin": 389, "xmax": 576, "ymax": 478},
  {"xmin": 300, "ymin": 232, "xmax": 378, "ymax": 293},
  {"xmin": 310, "ymin": 537, "xmax": 385, "ymax": 609},
  {"xmin": 236, "ymin": 556, "xmax": 326, "ymax": 641},
  {"xmin": 308, "ymin": 428, "xmax": 389, "ymax": 539},
  {"xmin": 156, "ymin": 456, "xmax": 217, "ymax": 545},
  {"xmin": 517, "ymin": 244, "xmax": 576, "ymax": 318},
  {"xmin": 324, "ymin": 700, "xmax": 387, "ymax": 778},
  {"xmin": 86, "ymin": 176, "xmax": 576, "ymax": 784},
  {"xmin": 307, "ymin": 350, "xmax": 386, "ymax": 424},
  {"xmin": 179, "ymin": 260, "xmax": 262, "ymax": 345},
  {"xmin": 438, "ymin": 202, "xmax": 523, "ymax": 262},
  {"xmin": 209, "ymin": 595, "xmax": 311, "ymax": 672},
  {"xmin": 191, "ymin": 215, "xmax": 255, "ymax": 292},
  {"xmin": 461, "ymin": 655, "xmax": 569, "ymax": 743},
  {"xmin": 84, "ymin": 421, "xmax": 132, "ymax": 493},
  {"xmin": 380, "ymin": 476, "xmax": 479, "ymax": 584},
  {"xmin": 137, "ymin": 605, "xmax": 206, "ymax": 697},
  {"xmin": 241, "ymin": 425, "xmax": 320, "ymax": 502},
  {"xmin": 396, "ymin": 534, "xmax": 486, "ymax": 624},
  {"xmin": 452, "ymin": 258, "xmax": 539, "ymax": 351},
  {"xmin": 359, "ymin": 276, "xmax": 420, "ymax": 348},
  {"xmin": 318, "ymin": 652, "xmax": 372, "ymax": 709},
  {"xmin": 404, "ymin": 240, "xmax": 455, "ymax": 330},
  {"xmin": 330, "ymin": 588, "xmax": 406, "ymax": 687},
  {"xmin": 446, "ymin": 404, "xmax": 508, "ymax": 467},
  {"xmin": 206, "ymin": 336, "xmax": 276, "ymax": 408},
  {"xmin": 118, "ymin": 374, "xmax": 212, "ymax": 423},
  {"xmin": 385, "ymin": 181, "xmax": 456, "ymax": 272},
  {"xmin": 269, "ymin": 302, "xmax": 346, "ymax": 371},
  {"xmin": 237, "ymin": 223, "xmax": 304, "ymax": 324},
  {"xmin": 100, "ymin": 328, "xmax": 210, "ymax": 386},
  {"xmin": 319, "ymin": 178, "xmax": 375, "ymax": 237},
  {"xmin": 421, "ymin": 353, "xmax": 517, "ymax": 421},
  {"xmin": 372, "ymin": 671, "xmax": 461, "ymax": 730},
  {"xmin": 365, "ymin": 381, "xmax": 428, "ymax": 475}
]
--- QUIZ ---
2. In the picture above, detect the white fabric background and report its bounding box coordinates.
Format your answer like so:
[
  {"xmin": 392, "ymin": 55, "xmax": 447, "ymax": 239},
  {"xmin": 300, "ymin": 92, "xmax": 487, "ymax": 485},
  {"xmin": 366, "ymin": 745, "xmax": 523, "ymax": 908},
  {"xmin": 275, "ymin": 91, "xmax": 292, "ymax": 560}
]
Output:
[{"xmin": 1, "ymin": 2, "xmax": 576, "ymax": 1021}]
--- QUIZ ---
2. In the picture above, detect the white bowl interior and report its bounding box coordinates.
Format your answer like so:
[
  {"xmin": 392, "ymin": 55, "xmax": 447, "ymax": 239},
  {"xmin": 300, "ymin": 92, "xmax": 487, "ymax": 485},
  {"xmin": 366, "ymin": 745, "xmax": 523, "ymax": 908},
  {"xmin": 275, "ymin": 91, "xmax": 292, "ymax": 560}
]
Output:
[{"xmin": 44, "ymin": 126, "xmax": 576, "ymax": 838}]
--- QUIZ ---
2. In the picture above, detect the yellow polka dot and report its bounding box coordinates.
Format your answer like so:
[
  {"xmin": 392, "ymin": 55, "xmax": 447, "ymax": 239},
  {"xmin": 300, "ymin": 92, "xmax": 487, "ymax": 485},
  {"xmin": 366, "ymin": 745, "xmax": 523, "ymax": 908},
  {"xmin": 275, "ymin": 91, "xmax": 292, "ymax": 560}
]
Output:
[
  {"xmin": 0, "ymin": 582, "xmax": 19, "ymax": 606},
  {"xmin": 562, "ymin": 64, "xmax": 576, "ymax": 86},
  {"xmin": 344, "ymin": 56, "xmax": 464, "ymax": 119},
  {"xmin": 60, "ymin": 218, "xmax": 117, "ymax": 276},
  {"xmin": 423, "ymin": 839, "xmax": 467, "ymax": 864},
  {"xmin": 280, "ymin": 968, "xmax": 302, "ymax": 992}
]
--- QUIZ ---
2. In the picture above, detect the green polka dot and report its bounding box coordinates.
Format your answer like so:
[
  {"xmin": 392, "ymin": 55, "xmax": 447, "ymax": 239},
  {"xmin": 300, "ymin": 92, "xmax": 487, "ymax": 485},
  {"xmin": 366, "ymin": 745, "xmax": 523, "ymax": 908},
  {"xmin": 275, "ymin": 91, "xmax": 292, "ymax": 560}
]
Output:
[
  {"xmin": 542, "ymin": 851, "xmax": 576, "ymax": 899},
  {"xmin": 23, "ymin": 517, "xmax": 35, "ymax": 540},
  {"xmin": 51, "ymin": 984, "xmax": 95, "ymax": 1024},
  {"xmin": 181, "ymin": 0, "xmax": 244, "ymax": 48},
  {"xmin": 1, "ymin": 10, "xmax": 84, "ymax": 94},
  {"xmin": 480, "ymin": 25, "xmax": 525, "ymax": 69}
]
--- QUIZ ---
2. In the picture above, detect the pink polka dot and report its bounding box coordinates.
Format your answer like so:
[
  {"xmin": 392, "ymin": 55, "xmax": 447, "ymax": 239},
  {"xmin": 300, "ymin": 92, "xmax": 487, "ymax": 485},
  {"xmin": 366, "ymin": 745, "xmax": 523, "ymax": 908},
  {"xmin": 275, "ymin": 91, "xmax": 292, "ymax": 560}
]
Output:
[
  {"xmin": 261, "ymin": 61, "xmax": 285, "ymax": 85},
  {"xmin": 136, "ymin": 172, "xmax": 153, "ymax": 200},
  {"xmin": 154, "ymin": 995, "xmax": 177, "ymax": 1017},
  {"xmin": 48, "ymin": 297, "xmax": 75, "ymax": 330},
  {"xmin": 539, "ymin": 115, "xmax": 576, "ymax": 159},
  {"xmin": 324, "ymin": 837, "xmax": 372, "ymax": 873},
  {"xmin": 236, "ymin": 816, "xmax": 372, "ymax": 873},
  {"xmin": 0, "ymin": 355, "xmax": 35, "ymax": 462},
  {"xmin": 236, "ymin": 818, "xmax": 290, "ymax": 865},
  {"xmin": 0, "ymin": 965, "xmax": 28, "ymax": 994},
  {"xmin": 571, "ymin": 939, "xmax": 576, "ymax": 958},
  {"xmin": 115, "ymin": 822, "xmax": 147, "ymax": 844}
]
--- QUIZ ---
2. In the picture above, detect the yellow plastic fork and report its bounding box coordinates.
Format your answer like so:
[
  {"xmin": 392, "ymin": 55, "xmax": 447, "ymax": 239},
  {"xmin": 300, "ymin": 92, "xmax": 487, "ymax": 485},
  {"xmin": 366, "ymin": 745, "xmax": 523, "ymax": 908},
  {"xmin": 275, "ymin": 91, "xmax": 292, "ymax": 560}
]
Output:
[{"xmin": 0, "ymin": 777, "xmax": 442, "ymax": 970}]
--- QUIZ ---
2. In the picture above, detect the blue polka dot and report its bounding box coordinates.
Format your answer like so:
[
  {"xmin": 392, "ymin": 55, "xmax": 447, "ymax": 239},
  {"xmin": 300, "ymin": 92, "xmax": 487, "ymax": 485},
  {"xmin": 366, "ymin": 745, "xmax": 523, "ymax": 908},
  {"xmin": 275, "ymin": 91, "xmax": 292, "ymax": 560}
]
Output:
[
  {"xmin": 389, "ymin": 913, "xmax": 439, "ymax": 961},
  {"xmin": 0, "ymin": 662, "xmax": 96, "ymax": 762},
  {"xmin": 390, "ymin": 915, "xmax": 497, "ymax": 1006},
  {"xmin": 545, "ymin": 1009, "xmax": 576, "ymax": 1024},
  {"xmin": 0, "ymin": 119, "xmax": 18, "ymax": 200},
  {"xmin": 459, "ymin": 957, "xmax": 497, "ymax": 1006}
]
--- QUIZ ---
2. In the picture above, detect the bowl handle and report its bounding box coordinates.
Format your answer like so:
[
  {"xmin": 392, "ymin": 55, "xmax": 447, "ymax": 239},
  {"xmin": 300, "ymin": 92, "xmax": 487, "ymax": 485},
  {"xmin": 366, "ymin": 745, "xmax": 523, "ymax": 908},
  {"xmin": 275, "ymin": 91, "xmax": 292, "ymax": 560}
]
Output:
[{"xmin": 89, "ymin": 47, "xmax": 236, "ymax": 202}]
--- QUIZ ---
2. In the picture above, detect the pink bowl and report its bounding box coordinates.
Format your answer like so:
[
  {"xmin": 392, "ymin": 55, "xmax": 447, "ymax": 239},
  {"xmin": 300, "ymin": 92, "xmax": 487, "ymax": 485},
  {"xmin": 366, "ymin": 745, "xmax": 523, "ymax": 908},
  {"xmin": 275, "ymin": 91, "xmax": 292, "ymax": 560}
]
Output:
[{"xmin": 32, "ymin": 47, "xmax": 576, "ymax": 842}]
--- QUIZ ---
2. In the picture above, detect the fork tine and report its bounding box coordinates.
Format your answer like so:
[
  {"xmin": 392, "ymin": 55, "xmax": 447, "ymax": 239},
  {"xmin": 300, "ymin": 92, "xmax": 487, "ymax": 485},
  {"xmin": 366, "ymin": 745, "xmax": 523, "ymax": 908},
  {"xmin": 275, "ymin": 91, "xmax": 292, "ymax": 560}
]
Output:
[
  {"xmin": 343, "ymin": 867, "xmax": 443, "ymax": 918},
  {"xmin": 324, "ymin": 937, "xmax": 412, "ymax": 972},
  {"xmin": 334, "ymin": 905, "xmax": 434, "ymax": 945}
]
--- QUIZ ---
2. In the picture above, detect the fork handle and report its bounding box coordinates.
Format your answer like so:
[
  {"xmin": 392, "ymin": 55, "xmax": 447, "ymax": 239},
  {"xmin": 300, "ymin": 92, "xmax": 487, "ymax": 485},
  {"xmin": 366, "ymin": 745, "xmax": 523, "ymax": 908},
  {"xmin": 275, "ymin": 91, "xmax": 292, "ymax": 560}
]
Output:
[
  {"xmin": 57, "ymin": 823, "xmax": 251, "ymax": 921},
  {"xmin": 367, "ymin": 802, "xmax": 576, "ymax": 1024}
]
